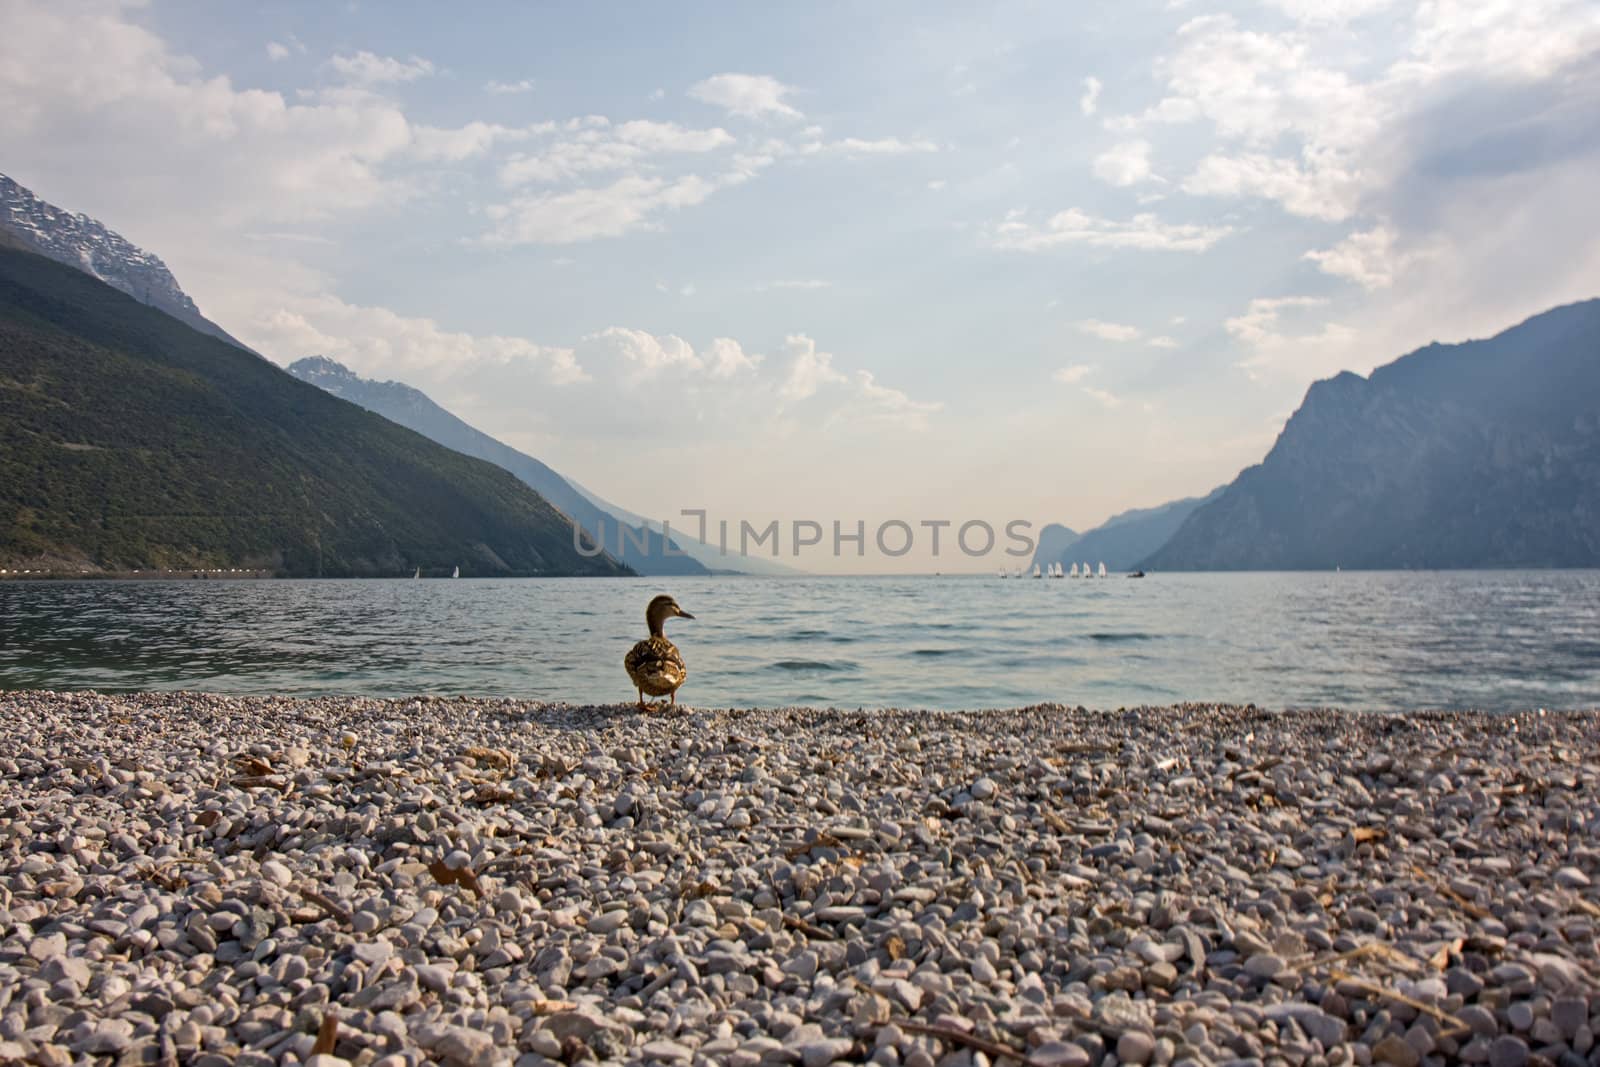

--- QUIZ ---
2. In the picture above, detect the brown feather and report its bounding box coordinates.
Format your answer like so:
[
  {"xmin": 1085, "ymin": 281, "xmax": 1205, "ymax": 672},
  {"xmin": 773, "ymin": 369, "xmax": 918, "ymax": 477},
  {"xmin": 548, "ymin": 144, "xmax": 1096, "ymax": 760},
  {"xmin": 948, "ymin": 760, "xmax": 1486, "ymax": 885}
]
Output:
[{"xmin": 625, "ymin": 635, "xmax": 686, "ymax": 697}]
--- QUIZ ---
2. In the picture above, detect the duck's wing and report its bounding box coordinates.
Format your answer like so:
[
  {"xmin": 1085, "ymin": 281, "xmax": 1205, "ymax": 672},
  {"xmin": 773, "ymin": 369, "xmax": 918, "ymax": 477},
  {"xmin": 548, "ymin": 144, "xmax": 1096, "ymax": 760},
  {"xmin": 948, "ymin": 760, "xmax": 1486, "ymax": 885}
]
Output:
[{"xmin": 625, "ymin": 636, "xmax": 687, "ymax": 690}]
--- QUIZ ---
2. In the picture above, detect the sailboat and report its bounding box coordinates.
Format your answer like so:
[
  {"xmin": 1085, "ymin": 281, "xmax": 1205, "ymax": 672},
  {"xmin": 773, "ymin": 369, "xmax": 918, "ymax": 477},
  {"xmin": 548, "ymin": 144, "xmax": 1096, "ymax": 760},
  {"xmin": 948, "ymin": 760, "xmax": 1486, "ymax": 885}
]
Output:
[
  {"xmin": 1097, "ymin": 562, "xmax": 1107, "ymax": 578},
  {"xmin": 451, "ymin": 565, "xmax": 460, "ymax": 579},
  {"xmin": 999, "ymin": 567, "xmax": 1008, "ymax": 578},
  {"xmin": 1068, "ymin": 562, "xmax": 1078, "ymax": 578},
  {"xmin": 1032, "ymin": 563, "xmax": 1042, "ymax": 578},
  {"xmin": 413, "ymin": 567, "xmax": 420, "ymax": 580}
]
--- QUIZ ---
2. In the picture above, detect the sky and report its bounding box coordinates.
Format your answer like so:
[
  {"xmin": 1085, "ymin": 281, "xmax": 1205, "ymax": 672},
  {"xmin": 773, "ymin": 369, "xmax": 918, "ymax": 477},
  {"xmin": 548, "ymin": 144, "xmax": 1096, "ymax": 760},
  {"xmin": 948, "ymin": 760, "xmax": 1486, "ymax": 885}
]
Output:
[{"xmin": 2, "ymin": 0, "xmax": 1598, "ymax": 572}]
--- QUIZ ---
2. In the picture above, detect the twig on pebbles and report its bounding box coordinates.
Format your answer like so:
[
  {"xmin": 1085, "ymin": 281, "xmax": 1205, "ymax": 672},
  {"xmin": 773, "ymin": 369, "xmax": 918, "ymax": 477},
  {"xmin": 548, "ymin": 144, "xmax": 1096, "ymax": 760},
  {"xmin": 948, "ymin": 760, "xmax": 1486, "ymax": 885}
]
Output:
[
  {"xmin": 896, "ymin": 1021, "xmax": 1044, "ymax": 1066},
  {"xmin": 296, "ymin": 885, "xmax": 352, "ymax": 923},
  {"xmin": 782, "ymin": 914, "xmax": 836, "ymax": 941},
  {"xmin": 1330, "ymin": 969, "xmax": 1472, "ymax": 1038}
]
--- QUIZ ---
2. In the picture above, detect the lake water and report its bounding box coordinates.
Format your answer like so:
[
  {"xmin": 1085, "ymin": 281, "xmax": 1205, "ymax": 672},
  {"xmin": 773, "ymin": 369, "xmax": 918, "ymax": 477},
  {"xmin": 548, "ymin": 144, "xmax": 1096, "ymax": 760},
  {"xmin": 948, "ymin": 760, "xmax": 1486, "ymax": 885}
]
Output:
[{"xmin": 0, "ymin": 572, "xmax": 1597, "ymax": 711}]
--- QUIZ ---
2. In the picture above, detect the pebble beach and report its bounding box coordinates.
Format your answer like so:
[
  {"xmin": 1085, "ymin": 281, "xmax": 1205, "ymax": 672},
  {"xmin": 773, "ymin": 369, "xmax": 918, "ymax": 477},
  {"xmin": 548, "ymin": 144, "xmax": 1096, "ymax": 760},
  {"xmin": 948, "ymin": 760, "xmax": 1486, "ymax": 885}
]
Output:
[{"xmin": 1, "ymin": 692, "xmax": 1596, "ymax": 1067}]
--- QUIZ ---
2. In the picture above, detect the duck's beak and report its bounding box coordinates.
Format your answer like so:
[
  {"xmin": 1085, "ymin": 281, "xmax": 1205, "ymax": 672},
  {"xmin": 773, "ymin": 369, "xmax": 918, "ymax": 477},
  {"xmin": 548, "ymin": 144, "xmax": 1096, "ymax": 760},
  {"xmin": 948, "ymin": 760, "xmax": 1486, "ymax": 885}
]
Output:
[{"xmin": 677, "ymin": 608, "xmax": 695, "ymax": 620}]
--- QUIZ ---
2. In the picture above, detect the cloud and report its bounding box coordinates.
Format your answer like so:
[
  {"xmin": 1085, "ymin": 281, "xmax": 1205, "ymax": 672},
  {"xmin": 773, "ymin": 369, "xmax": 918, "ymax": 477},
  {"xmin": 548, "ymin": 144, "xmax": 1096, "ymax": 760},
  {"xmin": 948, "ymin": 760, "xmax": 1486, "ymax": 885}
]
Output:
[
  {"xmin": 1092, "ymin": 140, "xmax": 1155, "ymax": 186},
  {"xmin": 1076, "ymin": 319, "xmax": 1142, "ymax": 342},
  {"xmin": 703, "ymin": 337, "xmax": 761, "ymax": 378},
  {"xmin": 799, "ymin": 136, "xmax": 940, "ymax": 156},
  {"xmin": 481, "ymin": 171, "xmax": 746, "ymax": 245},
  {"xmin": 266, "ymin": 41, "xmax": 290, "ymax": 62},
  {"xmin": 582, "ymin": 326, "xmax": 700, "ymax": 381},
  {"xmin": 759, "ymin": 279, "xmax": 832, "ymax": 291},
  {"xmin": 496, "ymin": 120, "xmax": 734, "ymax": 186},
  {"xmin": 989, "ymin": 208, "xmax": 1233, "ymax": 252},
  {"xmin": 688, "ymin": 73, "xmax": 802, "ymax": 119},
  {"xmin": 410, "ymin": 121, "xmax": 535, "ymax": 163},
  {"xmin": 485, "ymin": 78, "xmax": 535, "ymax": 95},
  {"xmin": 1148, "ymin": 335, "xmax": 1179, "ymax": 348},
  {"xmin": 1080, "ymin": 76, "xmax": 1103, "ymax": 116},
  {"xmin": 1224, "ymin": 296, "xmax": 1355, "ymax": 378},
  {"xmin": 1303, "ymin": 225, "xmax": 1409, "ymax": 289},
  {"xmin": 778, "ymin": 335, "xmax": 940, "ymax": 426},
  {"xmin": 250, "ymin": 294, "xmax": 587, "ymax": 385},
  {"xmin": 1053, "ymin": 364, "xmax": 1121, "ymax": 407},
  {"xmin": 1182, "ymin": 152, "xmax": 1362, "ymax": 221},
  {"xmin": 329, "ymin": 51, "xmax": 435, "ymax": 86}
]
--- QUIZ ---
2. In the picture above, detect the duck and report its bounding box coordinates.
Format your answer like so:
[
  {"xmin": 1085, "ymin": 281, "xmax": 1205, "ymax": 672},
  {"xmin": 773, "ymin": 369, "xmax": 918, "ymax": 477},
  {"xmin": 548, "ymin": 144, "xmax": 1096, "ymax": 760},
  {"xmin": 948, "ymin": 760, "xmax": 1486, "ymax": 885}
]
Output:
[{"xmin": 624, "ymin": 594, "xmax": 695, "ymax": 710}]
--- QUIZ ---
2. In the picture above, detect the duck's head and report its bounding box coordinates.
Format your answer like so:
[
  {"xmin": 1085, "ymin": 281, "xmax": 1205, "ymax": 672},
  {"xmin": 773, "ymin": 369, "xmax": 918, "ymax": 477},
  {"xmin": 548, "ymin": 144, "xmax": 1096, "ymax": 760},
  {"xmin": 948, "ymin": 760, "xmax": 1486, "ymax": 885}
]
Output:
[{"xmin": 646, "ymin": 594, "xmax": 694, "ymax": 635}]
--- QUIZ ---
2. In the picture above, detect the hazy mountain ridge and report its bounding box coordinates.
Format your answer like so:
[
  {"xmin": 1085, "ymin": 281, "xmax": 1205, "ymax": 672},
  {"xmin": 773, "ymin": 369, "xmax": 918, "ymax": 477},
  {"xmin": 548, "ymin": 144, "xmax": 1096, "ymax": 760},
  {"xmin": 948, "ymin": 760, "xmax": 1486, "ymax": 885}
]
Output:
[
  {"xmin": 1034, "ymin": 488, "xmax": 1226, "ymax": 573},
  {"xmin": 287, "ymin": 356, "xmax": 710, "ymax": 577},
  {"xmin": 0, "ymin": 173, "xmax": 246, "ymax": 349},
  {"xmin": 0, "ymin": 246, "xmax": 630, "ymax": 578},
  {"xmin": 1146, "ymin": 299, "xmax": 1600, "ymax": 570}
]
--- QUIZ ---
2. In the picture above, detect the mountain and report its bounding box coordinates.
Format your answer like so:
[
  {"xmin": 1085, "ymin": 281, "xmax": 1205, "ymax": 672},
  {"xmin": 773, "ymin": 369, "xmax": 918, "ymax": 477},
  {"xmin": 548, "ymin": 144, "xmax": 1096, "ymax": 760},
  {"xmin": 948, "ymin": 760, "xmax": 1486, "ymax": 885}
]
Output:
[
  {"xmin": 1146, "ymin": 300, "xmax": 1600, "ymax": 570},
  {"xmin": 287, "ymin": 356, "xmax": 709, "ymax": 577},
  {"xmin": 0, "ymin": 245, "xmax": 630, "ymax": 578},
  {"xmin": 563, "ymin": 479, "xmax": 802, "ymax": 577},
  {"xmin": 1034, "ymin": 488, "xmax": 1226, "ymax": 573},
  {"xmin": 1028, "ymin": 524, "xmax": 1080, "ymax": 572},
  {"xmin": 0, "ymin": 173, "xmax": 245, "ymax": 349}
]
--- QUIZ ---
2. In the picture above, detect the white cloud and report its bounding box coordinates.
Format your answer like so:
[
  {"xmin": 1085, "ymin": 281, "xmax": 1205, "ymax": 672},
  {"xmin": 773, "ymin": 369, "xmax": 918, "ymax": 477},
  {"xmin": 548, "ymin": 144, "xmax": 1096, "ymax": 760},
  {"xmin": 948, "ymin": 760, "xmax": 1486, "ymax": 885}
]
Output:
[
  {"xmin": 760, "ymin": 279, "xmax": 832, "ymax": 291},
  {"xmin": 481, "ymin": 171, "xmax": 745, "ymax": 245},
  {"xmin": 485, "ymin": 78, "xmax": 535, "ymax": 95},
  {"xmin": 497, "ymin": 121, "xmax": 735, "ymax": 186},
  {"xmin": 1076, "ymin": 319, "xmax": 1142, "ymax": 342},
  {"xmin": 1303, "ymin": 225, "xmax": 1408, "ymax": 289},
  {"xmin": 779, "ymin": 333, "xmax": 846, "ymax": 400},
  {"xmin": 927, "ymin": 179, "xmax": 947, "ymax": 191},
  {"xmin": 989, "ymin": 208, "xmax": 1233, "ymax": 252},
  {"xmin": 1148, "ymin": 335, "xmax": 1180, "ymax": 348},
  {"xmin": 1080, "ymin": 76, "xmax": 1103, "ymax": 116},
  {"xmin": 1264, "ymin": 0, "xmax": 1398, "ymax": 21},
  {"xmin": 329, "ymin": 51, "xmax": 435, "ymax": 86},
  {"xmin": 703, "ymin": 337, "xmax": 761, "ymax": 378},
  {"xmin": 266, "ymin": 41, "xmax": 290, "ymax": 62},
  {"xmin": 688, "ymin": 73, "xmax": 802, "ymax": 119},
  {"xmin": 1053, "ymin": 364, "xmax": 1121, "ymax": 407},
  {"xmin": 778, "ymin": 335, "xmax": 940, "ymax": 426},
  {"xmin": 251, "ymin": 294, "xmax": 587, "ymax": 385},
  {"xmin": 1182, "ymin": 152, "xmax": 1361, "ymax": 221},
  {"xmin": 1224, "ymin": 296, "xmax": 1356, "ymax": 378},
  {"xmin": 583, "ymin": 326, "xmax": 701, "ymax": 380},
  {"xmin": 1092, "ymin": 140, "xmax": 1155, "ymax": 186},
  {"xmin": 799, "ymin": 136, "xmax": 939, "ymax": 156},
  {"xmin": 411, "ymin": 121, "xmax": 534, "ymax": 163}
]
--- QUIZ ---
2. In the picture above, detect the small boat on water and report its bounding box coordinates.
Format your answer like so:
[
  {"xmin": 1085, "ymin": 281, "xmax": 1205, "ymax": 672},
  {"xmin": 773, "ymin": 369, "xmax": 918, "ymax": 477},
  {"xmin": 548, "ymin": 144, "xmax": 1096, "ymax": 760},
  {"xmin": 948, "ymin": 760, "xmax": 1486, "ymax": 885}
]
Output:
[
  {"xmin": 413, "ymin": 567, "xmax": 420, "ymax": 579},
  {"xmin": 1128, "ymin": 569, "xmax": 1145, "ymax": 578},
  {"xmin": 1069, "ymin": 562, "xmax": 1079, "ymax": 578},
  {"xmin": 451, "ymin": 565, "xmax": 460, "ymax": 579},
  {"xmin": 1097, "ymin": 562, "xmax": 1107, "ymax": 578},
  {"xmin": 999, "ymin": 567, "xmax": 1008, "ymax": 578},
  {"xmin": 1032, "ymin": 563, "xmax": 1042, "ymax": 578}
]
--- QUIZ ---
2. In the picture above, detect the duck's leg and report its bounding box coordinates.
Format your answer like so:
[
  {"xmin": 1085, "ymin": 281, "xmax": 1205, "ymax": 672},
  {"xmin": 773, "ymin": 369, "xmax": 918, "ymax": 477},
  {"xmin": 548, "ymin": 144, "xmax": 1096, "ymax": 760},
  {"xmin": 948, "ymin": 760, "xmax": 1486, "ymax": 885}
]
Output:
[{"xmin": 636, "ymin": 687, "xmax": 648, "ymax": 711}]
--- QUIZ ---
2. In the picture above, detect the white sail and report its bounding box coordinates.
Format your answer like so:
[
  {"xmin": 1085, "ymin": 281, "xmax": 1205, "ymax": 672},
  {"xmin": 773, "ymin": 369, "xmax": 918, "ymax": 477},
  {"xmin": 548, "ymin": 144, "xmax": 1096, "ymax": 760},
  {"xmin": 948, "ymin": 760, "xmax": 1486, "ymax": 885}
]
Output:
[
  {"xmin": 1069, "ymin": 562, "xmax": 1079, "ymax": 578},
  {"xmin": 999, "ymin": 567, "xmax": 1007, "ymax": 578},
  {"xmin": 451, "ymin": 565, "xmax": 460, "ymax": 579},
  {"xmin": 413, "ymin": 567, "xmax": 420, "ymax": 579},
  {"xmin": 1097, "ymin": 562, "xmax": 1107, "ymax": 578},
  {"xmin": 1032, "ymin": 563, "xmax": 1042, "ymax": 578}
]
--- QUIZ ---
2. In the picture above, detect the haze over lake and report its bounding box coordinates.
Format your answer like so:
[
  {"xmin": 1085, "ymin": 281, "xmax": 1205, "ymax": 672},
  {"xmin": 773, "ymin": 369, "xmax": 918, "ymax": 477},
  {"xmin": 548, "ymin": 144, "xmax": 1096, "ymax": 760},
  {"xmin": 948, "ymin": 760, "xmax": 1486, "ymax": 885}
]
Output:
[{"xmin": 2, "ymin": 571, "xmax": 1596, "ymax": 712}]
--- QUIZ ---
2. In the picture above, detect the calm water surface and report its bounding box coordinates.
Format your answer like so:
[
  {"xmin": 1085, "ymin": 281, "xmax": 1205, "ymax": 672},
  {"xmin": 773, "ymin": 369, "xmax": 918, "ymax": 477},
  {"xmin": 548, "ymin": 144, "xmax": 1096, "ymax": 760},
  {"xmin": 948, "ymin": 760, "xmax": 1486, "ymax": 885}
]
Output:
[{"xmin": 0, "ymin": 572, "xmax": 1597, "ymax": 711}]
